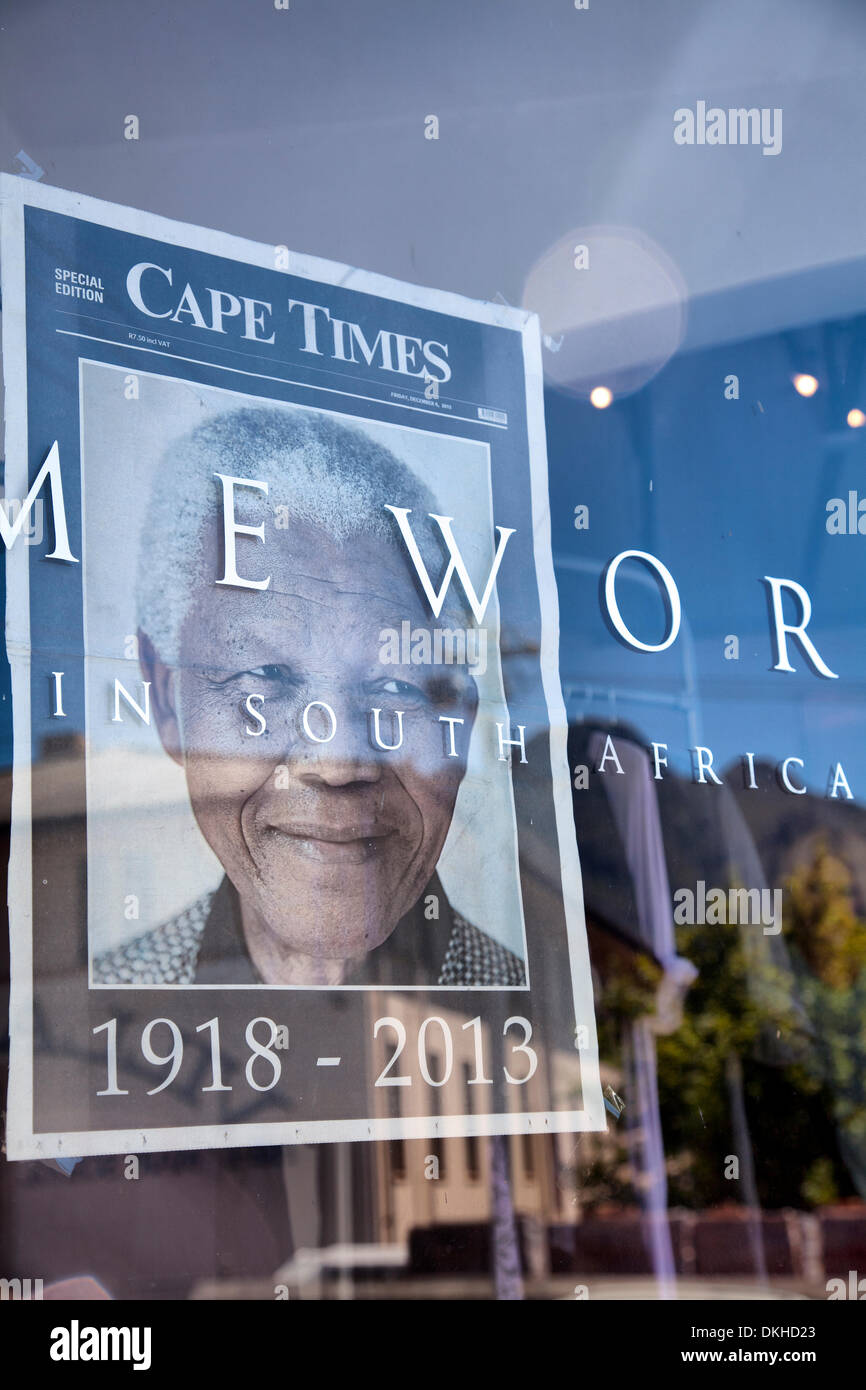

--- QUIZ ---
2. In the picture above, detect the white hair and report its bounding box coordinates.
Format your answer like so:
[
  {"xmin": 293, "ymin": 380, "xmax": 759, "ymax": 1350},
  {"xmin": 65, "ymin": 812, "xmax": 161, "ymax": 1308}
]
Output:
[{"xmin": 136, "ymin": 404, "xmax": 457, "ymax": 663}]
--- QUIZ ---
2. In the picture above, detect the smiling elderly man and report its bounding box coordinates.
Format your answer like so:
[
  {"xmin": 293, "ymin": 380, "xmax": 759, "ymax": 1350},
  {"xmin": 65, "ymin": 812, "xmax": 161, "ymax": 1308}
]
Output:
[{"xmin": 94, "ymin": 405, "xmax": 525, "ymax": 988}]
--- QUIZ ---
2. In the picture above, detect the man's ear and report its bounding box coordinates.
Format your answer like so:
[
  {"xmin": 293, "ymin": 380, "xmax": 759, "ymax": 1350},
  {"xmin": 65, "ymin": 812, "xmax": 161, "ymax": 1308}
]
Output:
[
  {"xmin": 139, "ymin": 629, "xmax": 183, "ymax": 767},
  {"xmin": 466, "ymin": 675, "xmax": 480, "ymax": 729},
  {"xmin": 451, "ymin": 679, "xmax": 479, "ymax": 783}
]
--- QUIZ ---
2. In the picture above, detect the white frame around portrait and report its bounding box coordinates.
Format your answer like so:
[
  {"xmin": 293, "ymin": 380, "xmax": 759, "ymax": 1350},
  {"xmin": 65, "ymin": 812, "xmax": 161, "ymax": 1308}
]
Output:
[{"xmin": 1, "ymin": 173, "xmax": 606, "ymax": 1158}]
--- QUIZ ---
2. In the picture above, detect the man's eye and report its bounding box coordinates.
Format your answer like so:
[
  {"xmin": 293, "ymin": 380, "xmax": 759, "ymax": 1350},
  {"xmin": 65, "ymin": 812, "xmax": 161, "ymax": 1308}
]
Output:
[
  {"xmin": 380, "ymin": 678, "xmax": 426, "ymax": 699},
  {"xmin": 374, "ymin": 676, "xmax": 465, "ymax": 707},
  {"xmin": 243, "ymin": 665, "xmax": 298, "ymax": 686}
]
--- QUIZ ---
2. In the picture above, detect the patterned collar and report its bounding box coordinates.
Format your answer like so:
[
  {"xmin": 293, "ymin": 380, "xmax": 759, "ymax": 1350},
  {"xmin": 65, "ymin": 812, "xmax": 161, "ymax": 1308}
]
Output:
[{"xmin": 94, "ymin": 877, "xmax": 526, "ymax": 988}]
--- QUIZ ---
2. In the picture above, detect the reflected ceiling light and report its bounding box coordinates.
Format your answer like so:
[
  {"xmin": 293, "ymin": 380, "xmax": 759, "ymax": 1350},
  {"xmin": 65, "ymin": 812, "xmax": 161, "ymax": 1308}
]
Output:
[
  {"xmin": 590, "ymin": 386, "xmax": 613, "ymax": 409},
  {"xmin": 793, "ymin": 374, "xmax": 819, "ymax": 397},
  {"xmin": 522, "ymin": 225, "xmax": 687, "ymax": 401},
  {"xmin": 847, "ymin": 408, "xmax": 865, "ymax": 428}
]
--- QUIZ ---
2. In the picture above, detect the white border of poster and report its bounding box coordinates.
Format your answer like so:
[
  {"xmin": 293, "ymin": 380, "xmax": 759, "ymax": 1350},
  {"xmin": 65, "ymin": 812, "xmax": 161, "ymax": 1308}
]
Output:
[{"xmin": 1, "ymin": 174, "xmax": 605, "ymax": 1158}]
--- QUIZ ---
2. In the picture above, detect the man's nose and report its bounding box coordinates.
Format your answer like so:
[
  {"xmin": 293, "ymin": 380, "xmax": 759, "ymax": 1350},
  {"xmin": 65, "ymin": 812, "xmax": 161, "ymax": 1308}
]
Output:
[{"xmin": 292, "ymin": 700, "xmax": 385, "ymax": 788}]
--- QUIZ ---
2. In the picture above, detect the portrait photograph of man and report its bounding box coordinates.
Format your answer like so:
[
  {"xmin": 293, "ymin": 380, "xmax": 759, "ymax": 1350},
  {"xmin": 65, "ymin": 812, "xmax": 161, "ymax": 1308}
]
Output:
[{"xmin": 83, "ymin": 366, "xmax": 528, "ymax": 989}]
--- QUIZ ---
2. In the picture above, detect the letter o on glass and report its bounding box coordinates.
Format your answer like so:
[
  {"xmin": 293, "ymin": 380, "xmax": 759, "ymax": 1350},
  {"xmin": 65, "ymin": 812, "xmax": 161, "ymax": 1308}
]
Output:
[
  {"xmin": 301, "ymin": 701, "xmax": 337, "ymax": 744},
  {"xmin": 603, "ymin": 550, "xmax": 682, "ymax": 653}
]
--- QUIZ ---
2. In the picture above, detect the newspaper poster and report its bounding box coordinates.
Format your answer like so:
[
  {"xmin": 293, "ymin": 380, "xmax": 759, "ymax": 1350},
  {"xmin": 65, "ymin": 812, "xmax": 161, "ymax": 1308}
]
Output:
[{"xmin": 1, "ymin": 176, "xmax": 604, "ymax": 1158}]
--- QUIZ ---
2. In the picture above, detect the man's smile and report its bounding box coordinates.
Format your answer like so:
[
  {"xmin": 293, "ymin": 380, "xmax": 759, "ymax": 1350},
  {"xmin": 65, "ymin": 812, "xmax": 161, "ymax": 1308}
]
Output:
[{"xmin": 261, "ymin": 820, "xmax": 398, "ymax": 865}]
